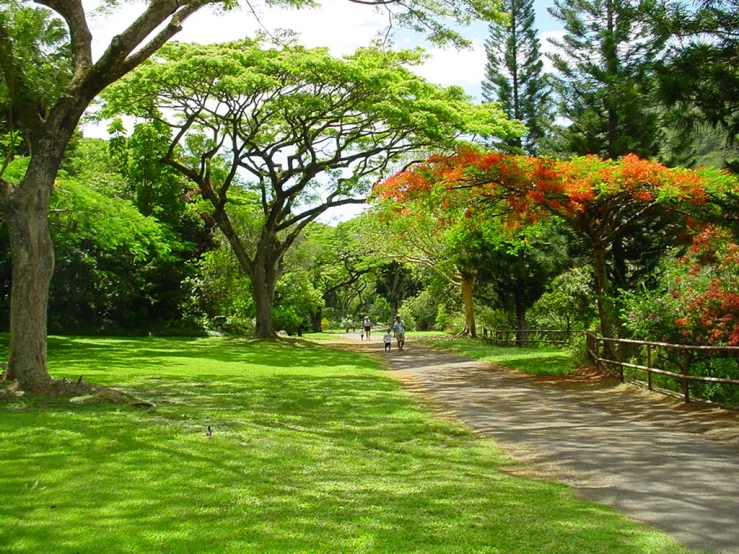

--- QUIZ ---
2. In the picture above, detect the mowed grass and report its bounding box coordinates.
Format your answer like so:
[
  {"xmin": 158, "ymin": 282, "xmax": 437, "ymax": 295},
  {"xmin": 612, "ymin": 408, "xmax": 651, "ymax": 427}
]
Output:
[
  {"xmin": 422, "ymin": 338, "xmax": 578, "ymax": 377},
  {"xmin": 0, "ymin": 336, "xmax": 688, "ymax": 553}
]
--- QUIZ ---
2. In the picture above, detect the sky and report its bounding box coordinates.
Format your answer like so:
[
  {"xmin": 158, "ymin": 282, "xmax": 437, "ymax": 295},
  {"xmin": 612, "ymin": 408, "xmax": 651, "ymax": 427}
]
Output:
[
  {"xmin": 81, "ymin": 0, "xmax": 563, "ymax": 222},
  {"xmin": 83, "ymin": 0, "xmax": 562, "ymax": 113}
]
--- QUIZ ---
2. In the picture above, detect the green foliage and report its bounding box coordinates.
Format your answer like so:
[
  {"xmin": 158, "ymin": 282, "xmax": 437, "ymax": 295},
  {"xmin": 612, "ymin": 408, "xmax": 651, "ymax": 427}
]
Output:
[
  {"xmin": 48, "ymin": 174, "xmax": 177, "ymax": 332},
  {"xmin": 112, "ymin": 121, "xmax": 190, "ymax": 226},
  {"xmin": 53, "ymin": 178, "xmax": 171, "ymax": 260},
  {"xmin": 60, "ymin": 137, "xmax": 128, "ymax": 196},
  {"xmin": 100, "ymin": 39, "xmax": 518, "ymax": 337},
  {"xmin": 435, "ymin": 304, "xmax": 466, "ymax": 334},
  {"xmin": 547, "ymin": 0, "xmax": 664, "ymax": 159},
  {"xmin": 399, "ymin": 289, "xmax": 440, "ymax": 331},
  {"xmin": 274, "ymin": 269, "xmax": 324, "ymax": 333},
  {"xmin": 0, "ymin": 335, "xmax": 691, "ymax": 553},
  {"xmin": 0, "ymin": 3, "xmax": 71, "ymax": 146},
  {"xmin": 482, "ymin": 0, "xmax": 551, "ymax": 154},
  {"xmin": 475, "ymin": 305, "xmax": 513, "ymax": 330},
  {"xmin": 529, "ymin": 267, "xmax": 597, "ymax": 331},
  {"xmin": 53, "ymin": 137, "xmax": 209, "ymax": 333},
  {"xmin": 656, "ymin": 0, "xmax": 739, "ymax": 144},
  {"xmin": 622, "ymin": 227, "xmax": 739, "ymax": 347},
  {"xmin": 183, "ymin": 245, "xmax": 254, "ymax": 329}
]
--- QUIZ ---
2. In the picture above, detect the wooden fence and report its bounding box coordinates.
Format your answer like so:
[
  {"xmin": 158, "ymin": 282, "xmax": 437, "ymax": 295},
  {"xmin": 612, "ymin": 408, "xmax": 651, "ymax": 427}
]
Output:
[
  {"xmin": 483, "ymin": 329, "xmax": 582, "ymax": 346},
  {"xmin": 586, "ymin": 333, "xmax": 739, "ymax": 404}
]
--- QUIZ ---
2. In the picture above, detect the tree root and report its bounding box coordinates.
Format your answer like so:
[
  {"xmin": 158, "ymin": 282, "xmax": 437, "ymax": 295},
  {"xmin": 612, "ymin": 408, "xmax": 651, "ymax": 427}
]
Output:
[{"xmin": 0, "ymin": 376, "xmax": 155, "ymax": 407}]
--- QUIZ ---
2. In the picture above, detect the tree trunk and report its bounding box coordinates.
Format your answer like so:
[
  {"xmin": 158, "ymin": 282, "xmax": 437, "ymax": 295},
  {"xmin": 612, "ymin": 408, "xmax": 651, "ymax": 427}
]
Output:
[
  {"xmin": 514, "ymin": 288, "xmax": 527, "ymax": 347},
  {"xmin": 311, "ymin": 309, "xmax": 322, "ymax": 333},
  {"xmin": 592, "ymin": 240, "xmax": 619, "ymax": 358},
  {"xmin": 460, "ymin": 273, "xmax": 477, "ymax": 338},
  {"xmin": 250, "ymin": 238, "xmax": 281, "ymax": 339},
  {"xmin": 2, "ymin": 181, "xmax": 55, "ymax": 391},
  {"xmin": 251, "ymin": 265, "xmax": 278, "ymax": 338}
]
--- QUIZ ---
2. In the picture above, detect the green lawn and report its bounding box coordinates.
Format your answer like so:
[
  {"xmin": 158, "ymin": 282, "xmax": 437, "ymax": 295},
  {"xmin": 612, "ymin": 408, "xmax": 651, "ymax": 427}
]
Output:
[
  {"xmin": 0, "ymin": 336, "xmax": 688, "ymax": 553},
  {"xmin": 421, "ymin": 338, "xmax": 578, "ymax": 377}
]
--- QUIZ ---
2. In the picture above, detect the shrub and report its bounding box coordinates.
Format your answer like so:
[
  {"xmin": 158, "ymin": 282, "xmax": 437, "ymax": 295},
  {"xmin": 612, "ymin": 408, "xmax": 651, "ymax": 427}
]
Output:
[{"xmin": 622, "ymin": 227, "xmax": 739, "ymax": 346}]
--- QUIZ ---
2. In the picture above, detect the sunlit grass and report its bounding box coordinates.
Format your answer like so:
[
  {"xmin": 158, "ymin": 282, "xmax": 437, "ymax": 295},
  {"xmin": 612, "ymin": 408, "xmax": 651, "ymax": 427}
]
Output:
[
  {"xmin": 406, "ymin": 331, "xmax": 449, "ymax": 338},
  {"xmin": 410, "ymin": 338, "xmax": 577, "ymax": 377},
  {"xmin": 0, "ymin": 335, "xmax": 687, "ymax": 553}
]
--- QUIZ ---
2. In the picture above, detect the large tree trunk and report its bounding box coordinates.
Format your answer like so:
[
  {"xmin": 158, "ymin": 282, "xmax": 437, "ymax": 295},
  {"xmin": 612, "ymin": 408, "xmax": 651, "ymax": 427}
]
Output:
[
  {"xmin": 311, "ymin": 309, "xmax": 322, "ymax": 333},
  {"xmin": 251, "ymin": 241, "xmax": 280, "ymax": 339},
  {"xmin": 460, "ymin": 273, "xmax": 477, "ymax": 338},
  {"xmin": 1, "ymin": 178, "xmax": 55, "ymax": 390},
  {"xmin": 252, "ymin": 282, "xmax": 276, "ymax": 338},
  {"xmin": 592, "ymin": 241, "xmax": 619, "ymax": 358},
  {"xmin": 1, "ymin": 118, "xmax": 77, "ymax": 391}
]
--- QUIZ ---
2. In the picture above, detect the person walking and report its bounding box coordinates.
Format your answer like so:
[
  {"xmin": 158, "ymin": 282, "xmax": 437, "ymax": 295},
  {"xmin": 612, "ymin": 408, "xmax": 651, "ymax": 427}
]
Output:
[
  {"xmin": 392, "ymin": 315, "xmax": 406, "ymax": 351},
  {"xmin": 363, "ymin": 316, "xmax": 372, "ymax": 340}
]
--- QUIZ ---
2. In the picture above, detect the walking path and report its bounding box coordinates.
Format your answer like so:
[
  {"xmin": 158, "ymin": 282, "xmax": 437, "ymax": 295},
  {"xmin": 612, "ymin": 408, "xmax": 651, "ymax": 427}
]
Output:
[{"xmin": 335, "ymin": 333, "xmax": 739, "ymax": 554}]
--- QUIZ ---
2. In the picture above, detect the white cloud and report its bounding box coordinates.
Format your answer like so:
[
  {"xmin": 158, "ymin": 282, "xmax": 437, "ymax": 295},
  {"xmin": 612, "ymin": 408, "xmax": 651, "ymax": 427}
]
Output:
[
  {"xmin": 540, "ymin": 29, "xmax": 566, "ymax": 74},
  {"xmin": 413, "ymin": 37, "xmax": 487, "ymax": 100},
  {"xmin": 177, "ymin": 0, "xmax": 388, "ymax": 56}
]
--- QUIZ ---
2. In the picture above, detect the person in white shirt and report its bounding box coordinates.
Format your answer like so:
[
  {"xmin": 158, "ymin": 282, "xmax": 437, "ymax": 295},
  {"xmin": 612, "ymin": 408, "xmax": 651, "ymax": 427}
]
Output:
[
  {"xmin": 363, "ymin": 316, "xmax": 372, "ymax": 340},
  {"xmin": 392, "ymin": 315, "xmax": 406, "ymax": 351}
]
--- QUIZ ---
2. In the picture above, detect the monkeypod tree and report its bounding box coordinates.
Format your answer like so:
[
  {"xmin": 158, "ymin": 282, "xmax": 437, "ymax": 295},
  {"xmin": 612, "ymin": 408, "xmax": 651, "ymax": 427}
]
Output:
[
  {"xmin": 0, "ymin": 0, "xmax": 241, "ymax": 392},
  {"xmin": 378, "ymin": 147, "xmax": 721, "ymax": 345},
  {"xmin": 102, "ymin": 40, "xmax": 515, "ymax": 337}
]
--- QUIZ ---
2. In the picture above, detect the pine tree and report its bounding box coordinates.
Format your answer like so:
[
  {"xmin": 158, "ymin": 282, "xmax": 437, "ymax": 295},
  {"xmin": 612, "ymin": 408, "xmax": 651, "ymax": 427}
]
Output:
[
  {"xmin": 547, "ymin": 0, "xmax": 665, "ymax": 159},
  {"xmin": 482, "ymin": 0, "xmax": 550, "ymax": 155},
  {"xmin": 656, "ymin": 0, "xmax": 739, "ymax": 146}
]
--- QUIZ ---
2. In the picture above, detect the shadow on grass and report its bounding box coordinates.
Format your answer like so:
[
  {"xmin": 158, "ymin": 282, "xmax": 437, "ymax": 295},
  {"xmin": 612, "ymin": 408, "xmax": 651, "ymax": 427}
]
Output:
[
  {"xmin": 0, "ymin": 360, "xmax": 688, "ymax": 554},
  {"xmin": 0, "ymin": 335, "xmax": 379, "ymax": 383}
]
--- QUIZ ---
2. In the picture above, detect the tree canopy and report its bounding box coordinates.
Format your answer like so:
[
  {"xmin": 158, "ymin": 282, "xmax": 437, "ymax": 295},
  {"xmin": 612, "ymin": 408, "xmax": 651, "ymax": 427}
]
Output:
[
  {"xmin": 101, "ymin": 39, "xmax": 518, "ymax": 337},
  {"xmin": 375, "ymin": 146, "xmax": 733, "ymax": 341}
]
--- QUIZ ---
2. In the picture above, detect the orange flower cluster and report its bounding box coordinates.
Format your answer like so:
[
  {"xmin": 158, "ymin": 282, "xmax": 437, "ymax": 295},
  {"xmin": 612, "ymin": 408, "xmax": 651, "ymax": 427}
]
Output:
[{"xmin": 375, "ymin": 147, "xmax": 712, "ymax": 227}]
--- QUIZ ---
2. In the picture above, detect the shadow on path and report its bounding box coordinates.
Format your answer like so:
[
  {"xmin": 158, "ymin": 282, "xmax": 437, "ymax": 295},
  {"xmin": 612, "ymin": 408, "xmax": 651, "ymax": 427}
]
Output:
[{"xmin": 330, "ymin": 334, "xmax": 739, "ymax": 554}]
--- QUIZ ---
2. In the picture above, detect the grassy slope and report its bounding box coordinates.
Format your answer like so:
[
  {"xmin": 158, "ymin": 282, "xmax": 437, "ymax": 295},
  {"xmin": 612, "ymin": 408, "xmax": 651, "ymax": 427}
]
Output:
[
  {"xmin": 0, "ymin": 336, "xmax": 687, "ymax": 553},
  {"xmin": 419, "ymin": 337, "xmax": 578, "ymax": 377}
]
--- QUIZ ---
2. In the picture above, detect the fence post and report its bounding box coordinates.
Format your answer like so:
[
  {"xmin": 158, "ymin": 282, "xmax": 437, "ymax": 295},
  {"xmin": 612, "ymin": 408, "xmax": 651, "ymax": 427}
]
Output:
[
  {"xmin": 647, "ymin": 344, "xmax": 652, "ymax": 391},
  {"xmin": 681, "ymin": 350, "xmax": 691, "ymax": 403}
]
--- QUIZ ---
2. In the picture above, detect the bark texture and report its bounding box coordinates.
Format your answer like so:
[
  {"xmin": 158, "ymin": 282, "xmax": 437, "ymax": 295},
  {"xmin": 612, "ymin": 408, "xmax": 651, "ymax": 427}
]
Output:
[
  {"xmin": 460, "ymin": 273, "xmax": 477, "ymax": 338},
  {"xmin": 2, "ymin": 189, "xmax": 54, "ymax": 390}
]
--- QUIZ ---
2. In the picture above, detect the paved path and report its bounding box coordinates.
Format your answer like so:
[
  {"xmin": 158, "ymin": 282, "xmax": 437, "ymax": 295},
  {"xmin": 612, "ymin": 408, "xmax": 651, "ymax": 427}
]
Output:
[{"xmin": 337, "ymin": 334, "xmax": 739, "ymax": 553}]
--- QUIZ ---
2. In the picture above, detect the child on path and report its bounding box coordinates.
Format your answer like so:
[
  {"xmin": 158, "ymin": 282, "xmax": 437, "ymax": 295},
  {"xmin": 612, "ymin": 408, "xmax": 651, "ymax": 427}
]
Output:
[{"xmin": 383, "ymin": 330, "xmax": 392, "ymax": 352}]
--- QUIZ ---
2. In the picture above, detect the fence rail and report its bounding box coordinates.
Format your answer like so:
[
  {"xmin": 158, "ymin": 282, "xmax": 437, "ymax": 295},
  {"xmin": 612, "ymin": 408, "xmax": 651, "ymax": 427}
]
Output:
[{"xmin": 586, "ymin": 333, "xmax": 739, "ymax": 404}]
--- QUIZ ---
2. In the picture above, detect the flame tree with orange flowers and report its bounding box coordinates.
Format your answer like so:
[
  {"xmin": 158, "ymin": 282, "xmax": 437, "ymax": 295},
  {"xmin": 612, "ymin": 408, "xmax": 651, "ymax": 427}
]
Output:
[
  {"xmin": 375, "ymin": 146, "xmax": 730, "ymax": 351},
  {"xmin": 370, "ymin": 170, "xmax": 497, "ymax": 337}
]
